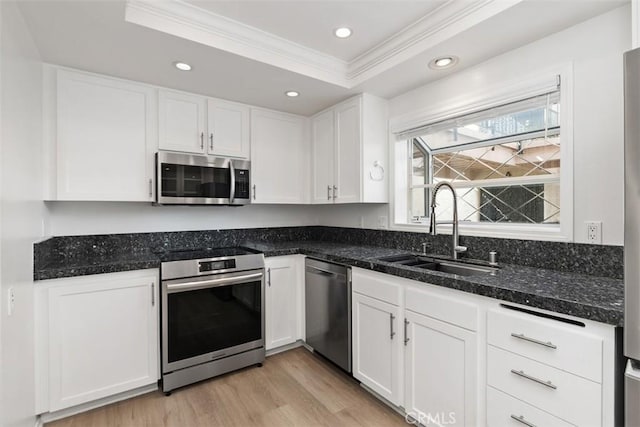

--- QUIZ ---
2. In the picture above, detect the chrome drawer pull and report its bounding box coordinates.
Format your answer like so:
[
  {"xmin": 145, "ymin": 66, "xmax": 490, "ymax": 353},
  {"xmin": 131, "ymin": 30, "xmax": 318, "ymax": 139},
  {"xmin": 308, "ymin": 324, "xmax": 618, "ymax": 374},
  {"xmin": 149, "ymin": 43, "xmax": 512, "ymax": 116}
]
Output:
[
  {"xmin": 510, "ymin": 414, "xmax": 537, "ymax": 427},
  {"xmin": 510, "ymin": 369, "xmax": 557, "ymax": 389},
  {"xmin": 510, "ymin": 333, "xmax": 557, "ymax": 349}
]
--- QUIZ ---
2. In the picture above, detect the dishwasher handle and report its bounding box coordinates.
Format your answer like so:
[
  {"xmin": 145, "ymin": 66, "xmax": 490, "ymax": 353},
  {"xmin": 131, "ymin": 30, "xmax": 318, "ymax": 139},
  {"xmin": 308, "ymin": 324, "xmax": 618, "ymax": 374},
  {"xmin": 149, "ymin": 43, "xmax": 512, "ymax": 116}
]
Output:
[{"xmin": 306, "ymin": 264, "xmax": 346, "ymax": 279}]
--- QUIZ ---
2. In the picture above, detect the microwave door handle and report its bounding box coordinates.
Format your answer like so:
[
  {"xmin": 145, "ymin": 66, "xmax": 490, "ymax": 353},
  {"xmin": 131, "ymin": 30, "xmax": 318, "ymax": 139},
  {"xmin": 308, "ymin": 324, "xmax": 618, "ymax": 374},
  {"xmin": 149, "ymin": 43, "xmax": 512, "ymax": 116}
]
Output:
[{"xmin": 229, "ymin": 161, "xmax": 236, "ymax": 204}]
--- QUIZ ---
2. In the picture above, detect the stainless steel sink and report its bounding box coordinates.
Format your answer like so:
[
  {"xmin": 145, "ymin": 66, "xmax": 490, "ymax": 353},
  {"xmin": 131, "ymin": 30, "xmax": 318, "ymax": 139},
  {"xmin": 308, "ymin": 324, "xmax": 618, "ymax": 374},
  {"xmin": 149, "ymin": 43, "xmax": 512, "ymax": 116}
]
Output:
[{"xmin": 377, "ymin": 254, "xmax": 497, "ymax": 276}]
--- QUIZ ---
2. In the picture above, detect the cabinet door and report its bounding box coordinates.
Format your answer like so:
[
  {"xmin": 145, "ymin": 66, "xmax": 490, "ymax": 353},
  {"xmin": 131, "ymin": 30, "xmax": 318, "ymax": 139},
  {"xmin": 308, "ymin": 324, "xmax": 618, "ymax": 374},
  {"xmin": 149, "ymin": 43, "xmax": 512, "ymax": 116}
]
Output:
[
  {"xmin": 404, "ymin": 310, "xmax": 477, "ymax": 427},
  {"xmin": 56, "ymin": 70, "xmax": 156, "ymax": 201},
  {"xmin": 251, "ymin": 110, "xmax": 309, "ymax": 203},
  {"xmin": 311, "ymin": 109, "xmax": 335, "ymax": 204},
  {"xmin": 334, "ymin": 97, "xmax": 361, "ymax": 203},
  {"xmin": 265, "ymin": 257, "xmax": 300, "ymax": 350},
  {"xmin": 47, "ymin": 271, "xmax": 158, "ymax": 411},
  {"xmin": 207, "ymin": 98, "xmax": 250, "ymax": 158},
  {"xmin": 352, "ymin": 292, "xmax": 402, "ymax": 405},
  {"xmin": 159, "ymin": 90, "xmax": 206, "ymax": 154}
]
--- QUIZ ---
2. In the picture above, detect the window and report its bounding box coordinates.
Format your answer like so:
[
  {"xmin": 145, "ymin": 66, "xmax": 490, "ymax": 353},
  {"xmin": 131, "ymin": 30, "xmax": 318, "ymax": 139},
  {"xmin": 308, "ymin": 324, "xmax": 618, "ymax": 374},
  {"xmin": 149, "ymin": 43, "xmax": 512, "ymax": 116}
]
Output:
[{"xmin": 393, "ymin": 74, "xmax": 570, "ymax": 239}]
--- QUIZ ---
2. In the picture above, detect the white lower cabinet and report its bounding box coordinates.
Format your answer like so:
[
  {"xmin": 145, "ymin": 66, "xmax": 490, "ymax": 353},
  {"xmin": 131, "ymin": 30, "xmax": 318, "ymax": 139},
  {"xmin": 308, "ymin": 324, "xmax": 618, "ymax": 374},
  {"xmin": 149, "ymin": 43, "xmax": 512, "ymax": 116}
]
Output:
[
  {"xmin": 37, "ymin": 270, "xmax": 159, "ymax": 413},
  {"xmin": 352, "ymin": 268, "xmax": 478, "ymax": 425},
  {"xmin": 487, "ymin": 386, "xmax": 574, "ymax": 427},
  {"xmin": 265, "ymin": 256, "xmax": 304, "ymax": 350},
  {"xmin": 351, "ymin": 267, "xmax": 617, "ymax": 427},
  {"xmin": 404, "ymin": 310, "xmax": 477, "ymax": 426},
  {"xmin": 352, "ymin": 292, "xmax": 402, "ymax": 405}
]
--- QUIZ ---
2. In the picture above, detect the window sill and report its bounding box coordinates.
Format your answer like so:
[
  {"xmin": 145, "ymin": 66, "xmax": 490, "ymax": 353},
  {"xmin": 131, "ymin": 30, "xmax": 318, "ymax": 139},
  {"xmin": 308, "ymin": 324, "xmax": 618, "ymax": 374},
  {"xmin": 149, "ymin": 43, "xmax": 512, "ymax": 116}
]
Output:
[{"xmin": 390, "ymin": 222, "xmax": 570, "ymax": 242}]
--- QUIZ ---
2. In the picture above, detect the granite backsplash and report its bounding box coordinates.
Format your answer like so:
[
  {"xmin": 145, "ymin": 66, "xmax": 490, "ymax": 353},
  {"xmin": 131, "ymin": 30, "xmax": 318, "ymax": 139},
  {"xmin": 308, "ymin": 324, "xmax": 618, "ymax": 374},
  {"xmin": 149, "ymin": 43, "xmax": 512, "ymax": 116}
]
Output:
[{"xmin": 34, "ymin": 226, "xmax": 624, "ymax": 279}]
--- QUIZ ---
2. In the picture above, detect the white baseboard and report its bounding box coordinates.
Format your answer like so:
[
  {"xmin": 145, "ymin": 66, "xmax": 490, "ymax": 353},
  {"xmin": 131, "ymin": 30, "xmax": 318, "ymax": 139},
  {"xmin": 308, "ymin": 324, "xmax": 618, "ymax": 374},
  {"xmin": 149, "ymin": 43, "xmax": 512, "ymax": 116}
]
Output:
[
  {"xmin": 39, "ymin": 383, "xmax": 158, "ymax": 424},
  {"xmin": 265, "ymin": 340, "xmax": 304, "ymax": 356}
]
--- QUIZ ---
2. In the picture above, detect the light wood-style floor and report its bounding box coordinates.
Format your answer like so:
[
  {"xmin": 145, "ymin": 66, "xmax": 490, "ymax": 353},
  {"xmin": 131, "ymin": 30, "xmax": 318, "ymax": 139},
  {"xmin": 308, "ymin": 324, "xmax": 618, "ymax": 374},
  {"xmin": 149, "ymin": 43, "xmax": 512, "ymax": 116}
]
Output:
[{"xmin": 47, "ymin": 347, "xmax": 407, "ymax": 427}]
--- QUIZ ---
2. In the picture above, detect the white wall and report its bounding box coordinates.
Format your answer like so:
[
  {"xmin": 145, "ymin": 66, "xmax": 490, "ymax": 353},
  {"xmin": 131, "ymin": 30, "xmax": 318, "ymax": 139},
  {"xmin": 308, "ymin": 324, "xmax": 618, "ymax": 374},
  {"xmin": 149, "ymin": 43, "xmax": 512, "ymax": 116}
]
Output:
[
  {"xmin": 46, "ymin": 202, "xmax": 320, "ymax": 236},
  {"xmin": 389, "ymin": 5, "xmax": 630, "ymax": 245},
  {"xmin": 0, "ymin": 1, "xmax": 46, "ymax": 426}
]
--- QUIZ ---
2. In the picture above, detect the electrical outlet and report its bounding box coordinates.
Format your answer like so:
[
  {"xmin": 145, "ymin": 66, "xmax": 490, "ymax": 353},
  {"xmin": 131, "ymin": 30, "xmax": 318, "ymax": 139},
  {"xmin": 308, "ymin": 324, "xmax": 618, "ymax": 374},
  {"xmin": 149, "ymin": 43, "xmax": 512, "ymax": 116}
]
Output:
[
  {"xmin": 7, "ymin": 287, "xmax": 15, "ymax": 316},
  {"xmin": 586, "ymin": 221, "xmax": 602, "ymax": 244},
  {"xmin": 378, "ymin": 216, "xmax": 388, "ymax": 229}
]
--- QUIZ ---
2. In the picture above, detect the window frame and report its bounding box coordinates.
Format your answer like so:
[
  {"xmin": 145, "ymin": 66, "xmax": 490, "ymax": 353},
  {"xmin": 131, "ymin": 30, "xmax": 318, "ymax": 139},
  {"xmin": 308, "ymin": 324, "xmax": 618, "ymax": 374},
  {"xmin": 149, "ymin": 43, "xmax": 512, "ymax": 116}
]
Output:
[{"xmin": 388, "ymin": 65, "xmax": 574, "ymax": 242}]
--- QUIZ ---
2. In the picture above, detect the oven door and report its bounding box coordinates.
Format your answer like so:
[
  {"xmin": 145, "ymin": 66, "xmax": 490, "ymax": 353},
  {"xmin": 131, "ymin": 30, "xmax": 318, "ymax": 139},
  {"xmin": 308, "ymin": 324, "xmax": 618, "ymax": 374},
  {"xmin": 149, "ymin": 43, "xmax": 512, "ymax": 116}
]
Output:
[
  {"xmin": 161, "ymin": 269, "xmax": 264, "ymax": 373},
  {"xmin": 157, "ymin": 151, "xmax": 233, "ymax": 205}
]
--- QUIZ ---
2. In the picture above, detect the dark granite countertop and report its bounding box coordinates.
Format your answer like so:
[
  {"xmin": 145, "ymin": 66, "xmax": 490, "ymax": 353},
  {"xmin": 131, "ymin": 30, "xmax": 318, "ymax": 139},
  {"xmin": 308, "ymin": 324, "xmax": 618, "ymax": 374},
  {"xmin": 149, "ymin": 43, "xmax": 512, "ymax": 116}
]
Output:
[{"xmin": 34, "ymin": 240, "xmax": 624, "ymax": 326}]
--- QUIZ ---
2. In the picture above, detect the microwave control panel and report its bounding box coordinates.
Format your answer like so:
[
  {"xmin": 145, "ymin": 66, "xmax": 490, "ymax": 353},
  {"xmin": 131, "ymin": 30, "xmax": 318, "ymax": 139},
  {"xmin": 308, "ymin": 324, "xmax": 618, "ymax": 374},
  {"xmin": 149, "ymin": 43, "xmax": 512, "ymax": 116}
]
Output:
[{"xmin": 235, "ymin": 169, "xmax": 250, "ymax": 199}]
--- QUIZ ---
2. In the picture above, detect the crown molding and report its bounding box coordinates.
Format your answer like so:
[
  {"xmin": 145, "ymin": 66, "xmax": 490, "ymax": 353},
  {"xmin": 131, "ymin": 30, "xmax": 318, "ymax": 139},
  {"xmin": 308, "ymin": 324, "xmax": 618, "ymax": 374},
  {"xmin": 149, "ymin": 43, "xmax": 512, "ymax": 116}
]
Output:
[
  {"xmin": 125, "ymin": 0, "xmax": 522, "ymax": 89},
  {"xmin": 125, "ymin": 0, "xmax": 350, "ymax": 87},
  {"xmin": 346, "ymin": 0, "xmax": 523, "ymax": 85}
]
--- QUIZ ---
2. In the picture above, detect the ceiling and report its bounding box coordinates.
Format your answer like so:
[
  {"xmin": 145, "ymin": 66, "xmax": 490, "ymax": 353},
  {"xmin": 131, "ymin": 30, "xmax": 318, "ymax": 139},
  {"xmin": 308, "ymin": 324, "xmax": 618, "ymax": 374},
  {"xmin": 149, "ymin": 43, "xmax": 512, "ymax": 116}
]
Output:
[{"xmin": 18, "ymin": 0, "xmax": 627, "ymax": 116}]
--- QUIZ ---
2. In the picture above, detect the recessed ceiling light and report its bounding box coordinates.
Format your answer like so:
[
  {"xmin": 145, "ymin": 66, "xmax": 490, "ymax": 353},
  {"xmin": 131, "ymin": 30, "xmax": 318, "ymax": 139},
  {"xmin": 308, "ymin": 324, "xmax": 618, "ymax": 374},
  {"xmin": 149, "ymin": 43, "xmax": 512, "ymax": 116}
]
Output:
[
  {"xmin": 428, "ymin": 56, "xmax": 459, "ymax": 70},
  {"xmin": 334, "ymin": 27, "xmax": 352, "ymax": 38},
  {"xmin": 285, "ymin": 91, "xmax": 299, "ymax": 97},
  {"xmin": 174, "ymin": 62, "xmax": 192, "ymax": 71}
]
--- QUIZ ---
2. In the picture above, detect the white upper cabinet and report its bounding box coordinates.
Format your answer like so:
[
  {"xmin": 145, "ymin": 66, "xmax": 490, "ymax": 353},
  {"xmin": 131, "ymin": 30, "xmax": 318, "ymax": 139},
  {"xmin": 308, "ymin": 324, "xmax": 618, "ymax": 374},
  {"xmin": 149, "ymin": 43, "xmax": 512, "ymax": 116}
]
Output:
[
  {"xmin": 159, "ymin": 92, "xmax": 249, "ymax": 158},
  {"xmin": 207, "ymin": 99, "xmax": 250, "ymax": 158},
  {"xmin": 52, "ymin": 68, "xmax": 157, "ymax": 201},
  {"xmin": 251, "ymin": 109, "xmax": 309, "ymax": 204},
  {"xmin": 334, "ymin": 97, "xmax": 361, "ymax": 203},
  {"xmin": 311, "ymin": 93, "xmax": 389, "ymax": 204},
  {"xmin": 158, "ymin": 90, "xmax": 206, "ymax": 154},
  {"xmin": 311, "ymin": 109, "xmax": 335, "ymax": 203}
]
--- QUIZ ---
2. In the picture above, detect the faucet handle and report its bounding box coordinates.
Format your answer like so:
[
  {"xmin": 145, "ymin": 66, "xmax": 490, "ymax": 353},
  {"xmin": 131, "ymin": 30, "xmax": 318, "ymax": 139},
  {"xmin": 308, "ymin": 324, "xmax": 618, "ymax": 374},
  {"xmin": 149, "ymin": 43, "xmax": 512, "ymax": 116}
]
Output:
[{"xmin": 454, "ymin": 245, "xmax": 468, "ymax": 254}]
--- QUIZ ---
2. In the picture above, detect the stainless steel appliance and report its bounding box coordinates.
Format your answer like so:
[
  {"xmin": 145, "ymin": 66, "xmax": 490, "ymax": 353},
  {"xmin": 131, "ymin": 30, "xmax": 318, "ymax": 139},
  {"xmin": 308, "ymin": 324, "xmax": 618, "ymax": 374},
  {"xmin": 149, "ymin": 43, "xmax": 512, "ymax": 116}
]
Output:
[
  {"xmin": 305, "ymin": 258, "xmax": 351, "ymax": 372},
  {"xmin": 625, "ymin": 47, "xmax": 640, "ymax": 425},
  {"xmin": 160, "ymin": 247, "xmax": 265, "ymax": 393},
  {"xmin": 156, "ymin": 151, "xmax": 251, "ymax": 205}
]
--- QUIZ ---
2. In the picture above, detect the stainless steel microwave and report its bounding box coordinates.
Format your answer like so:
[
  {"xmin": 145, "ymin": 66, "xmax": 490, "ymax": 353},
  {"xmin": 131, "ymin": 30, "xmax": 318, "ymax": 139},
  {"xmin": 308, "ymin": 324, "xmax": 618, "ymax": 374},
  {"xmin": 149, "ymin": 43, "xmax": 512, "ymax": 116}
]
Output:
[{"xmin": 156, "ymin": 151, "xmax": 251, "ymax": 206}]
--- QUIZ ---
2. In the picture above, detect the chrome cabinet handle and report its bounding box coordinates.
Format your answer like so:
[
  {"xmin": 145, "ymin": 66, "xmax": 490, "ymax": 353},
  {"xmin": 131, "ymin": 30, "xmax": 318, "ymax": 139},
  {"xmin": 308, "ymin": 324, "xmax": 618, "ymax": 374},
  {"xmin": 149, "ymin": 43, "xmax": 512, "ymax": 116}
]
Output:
[
  {"xmin": 511, "ymin": 333, "xmax": 557, "ymax": 349},
  {"xmin": 252, "ymin": 184, "xmax": 256, "ymax": 200},
  {"xmin": 200, "ymin": 132, "xmax": 204, "ymax": 150},
  {"xmin": 327, "ymin": 185, "xmax": 331, "ymax": 200},
  {"xmin": 209, "ymin": 133, "xmax": 214, "ymax": 151},
  {"xmin": 404, "ymin": 319, "xmax": 410, "ymax": 345},
  {"xmin": 267, "ymin": 268, "xmax": 271, "ymax": 287},
  {"xmin": 510, "ymin": 415, "xmax": 537, "ymax": 427},
  {"xmin": 151, "ymin": 283, "xmax": 155, "ymax": 306},
  {"xmin": 333, "ymin": 185, "xmax": 337, "ymax": 200},
  {"xmin": 510, "ymin": 369, "xmax": 557, "ymax": 389},
  {"xmin": 390, "ymin": 313, "xmax": 396, "ymax": 339},
  {"xmin": 229, "ymin": 161, "xmax": 236, "ymax": 204},
  {"xmin": 148, "ymin": 179, "xmax": 153, "ymax": 198}
]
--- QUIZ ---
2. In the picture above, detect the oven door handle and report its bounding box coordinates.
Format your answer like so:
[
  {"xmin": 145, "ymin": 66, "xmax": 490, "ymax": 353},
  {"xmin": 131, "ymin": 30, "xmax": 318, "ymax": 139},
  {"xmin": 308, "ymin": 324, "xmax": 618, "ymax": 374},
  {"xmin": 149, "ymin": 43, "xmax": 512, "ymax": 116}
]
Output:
[{"xmin": 166, "ymin": 272, "xmax": 263, "ymax": 292}]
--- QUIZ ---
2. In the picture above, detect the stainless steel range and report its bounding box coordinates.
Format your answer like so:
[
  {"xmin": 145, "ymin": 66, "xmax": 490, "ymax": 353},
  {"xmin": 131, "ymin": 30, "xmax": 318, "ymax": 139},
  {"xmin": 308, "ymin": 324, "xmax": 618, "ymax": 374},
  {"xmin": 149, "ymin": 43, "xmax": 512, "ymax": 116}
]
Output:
[{"xmin": 159, "ymin": 247, "xmax": 265, "ymax": 394}]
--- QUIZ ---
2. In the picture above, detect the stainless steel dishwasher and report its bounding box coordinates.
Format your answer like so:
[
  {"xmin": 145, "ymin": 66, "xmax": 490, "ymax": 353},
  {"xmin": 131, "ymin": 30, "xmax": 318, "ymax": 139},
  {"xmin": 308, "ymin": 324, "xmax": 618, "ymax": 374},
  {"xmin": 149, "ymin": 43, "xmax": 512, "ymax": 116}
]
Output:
[{"xmin": 305, "ymin": 258, "xmax": 351, "ymax": 372}]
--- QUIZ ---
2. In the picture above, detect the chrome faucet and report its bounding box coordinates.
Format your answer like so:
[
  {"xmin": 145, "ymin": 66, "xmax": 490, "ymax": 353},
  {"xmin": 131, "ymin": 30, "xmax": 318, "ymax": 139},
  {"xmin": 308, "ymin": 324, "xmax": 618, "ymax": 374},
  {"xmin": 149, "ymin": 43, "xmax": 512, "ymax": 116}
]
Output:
[{"xmin": 429, "ymin": 182, "xmax": 467, "ymax": 259}]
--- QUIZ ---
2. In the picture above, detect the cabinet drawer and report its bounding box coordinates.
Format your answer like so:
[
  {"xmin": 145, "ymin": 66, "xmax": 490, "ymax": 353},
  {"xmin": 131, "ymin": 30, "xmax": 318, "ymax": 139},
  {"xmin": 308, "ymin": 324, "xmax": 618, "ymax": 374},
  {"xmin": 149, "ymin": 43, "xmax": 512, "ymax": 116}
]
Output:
[
  {"xmin": 488, "ymin": 309, "xmax": 602, "ymax": 382},
  {"xmin": 352, "ymin": 268, "xmax": 401, "ymax": 306},
  {"xmin": 405, "ymin": 287, "xmax": 478, "ymax": 331},
  {"xmin": 487, "ymin": 346, "xmax": 601, "ymax": 426},
  {"xmin": 487, "ymin": 386, "xmax": 575, "ymax": 427}
]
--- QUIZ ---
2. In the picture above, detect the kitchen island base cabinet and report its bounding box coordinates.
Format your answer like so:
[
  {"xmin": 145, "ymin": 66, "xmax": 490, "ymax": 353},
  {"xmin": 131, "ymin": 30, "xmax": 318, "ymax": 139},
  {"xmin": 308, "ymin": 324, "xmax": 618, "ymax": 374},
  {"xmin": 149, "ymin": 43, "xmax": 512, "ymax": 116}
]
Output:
[
  {"xmin": 36, "ymin": 270, "xmax": 159, "ymax": 414},
  {"xmin": 265, "ymin": 256, "xmax": 304, "ymax": 351}
]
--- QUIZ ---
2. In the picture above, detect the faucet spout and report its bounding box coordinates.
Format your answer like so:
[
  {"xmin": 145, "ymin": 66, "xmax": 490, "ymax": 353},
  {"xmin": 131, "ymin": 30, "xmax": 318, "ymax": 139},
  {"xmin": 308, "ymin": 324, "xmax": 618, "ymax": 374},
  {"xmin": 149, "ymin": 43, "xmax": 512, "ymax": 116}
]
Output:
[{"xmin": 429, "ymin": 182, "xmax": 467, "ymax": 259}]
